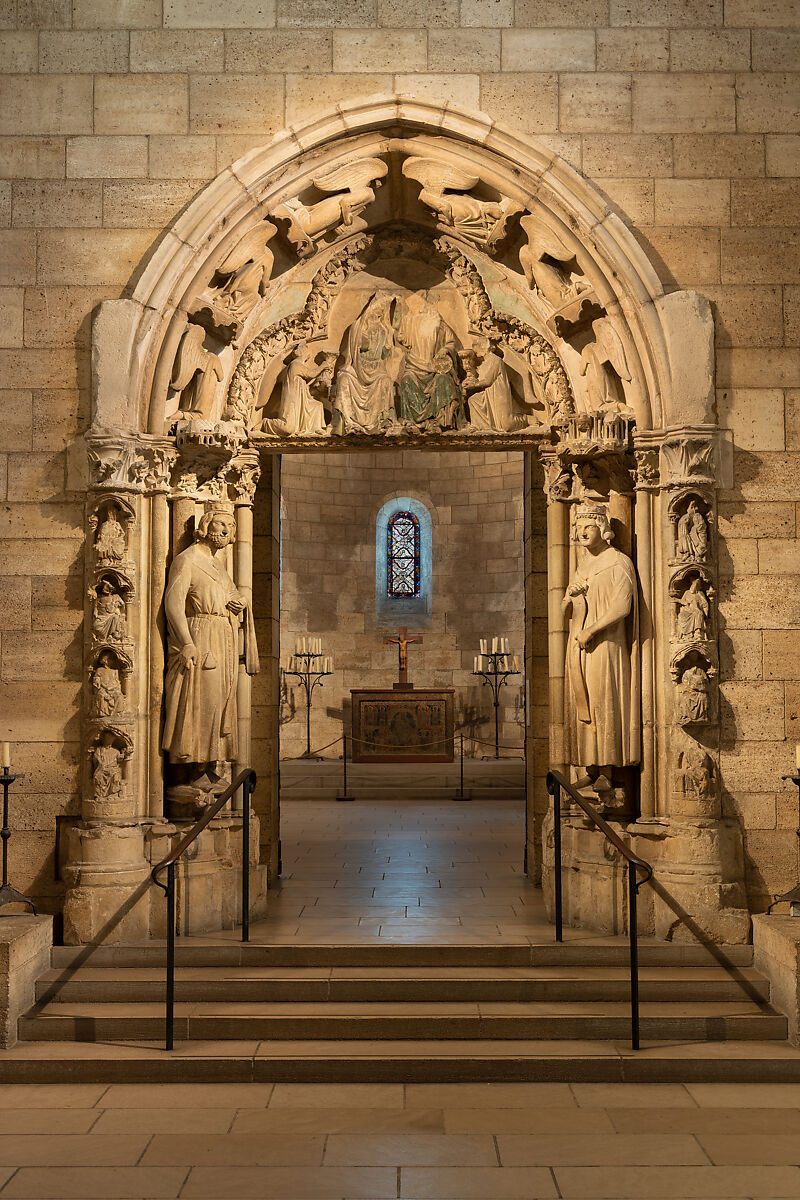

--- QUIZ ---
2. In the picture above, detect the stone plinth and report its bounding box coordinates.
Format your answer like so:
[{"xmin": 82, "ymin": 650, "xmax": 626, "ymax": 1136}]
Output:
[
  {"xmin": 0, "ymin": 916, "xmax": 53, "ymax": 1049},
  {"xmin": 754, "ymin": 914, "xmax": 800, "ymax": 1046}
]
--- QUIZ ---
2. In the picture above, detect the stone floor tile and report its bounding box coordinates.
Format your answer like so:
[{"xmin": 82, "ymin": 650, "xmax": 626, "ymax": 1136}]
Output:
[
  {"xmin": 141, "ymin": 1132, "xmax": 324, "ymax": 1166},
  {"xmin": 91, "ymin": 1108, "xmax": 236, "ymax": 1134},
  {"xmin": 698, "ymin": 1133, "xmax": 800, "ymax": 1164},
  {"xmin": 497, "ymin": 1131, "xmax": 708, "ymax": 1166},
  {"xmin": 570, "ymin": 1082, "xmax": 695, "ymax": 1107},
  {"xmin": 399, "ymin": 1165, "xmax": 559, "ymax": 1198},
  {"xmin": 687, "ymin": 1082, "xmax": 800, "ymax": 1107},
  {"xmin": 269, "ymin": 1082, "xmax": 405, "ymax": 1107},
  {"xmin": 324, "ymin": 1132, "xmax": 498, "ymax": 1165},
  {"xmin": 0, "ymin": 1084, "xmax": 108, "ymax": 1108},
  {"xmin": 0, "ymin": 1134, "xmax": 150, "ymax": 1166},
  {"xmin": 230, "ymin": 1106, "xmax": 445, "ymax": 1135},
  {"xmin": 552, "ymin": 1164, "xmax": 800, "ymax": 1197},
  {"xmin": 1, "ymin": 1166, "xmax": 188, "ymax": 1198},
  {"xmin": 445, "ymin": 1106, "xmax": 616, "ymax": 1133},
  {"xmin": 0, "ymin": 1109, "xmax": 99, "ymax": 1133},
  {"xmin": 181, "ymin": 1165, "xmax": 397, "ymax": 1198},
  {"xmin": 405, "ymin": 1082, "xmax": 577, "ymax": 1108},
  {"xmin": 609, "ymin": 1106, "xmax": 800, "ymax": 1134},
  {"xmin": 98, "ymin": 1082, "xmax": 273, "ymax": 1107}
]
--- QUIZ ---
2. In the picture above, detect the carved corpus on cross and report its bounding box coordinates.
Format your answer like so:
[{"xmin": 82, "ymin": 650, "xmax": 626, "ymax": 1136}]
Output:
[{"xmin": 384, "ymin": 625, "xmax": 423, "ymax": 691}]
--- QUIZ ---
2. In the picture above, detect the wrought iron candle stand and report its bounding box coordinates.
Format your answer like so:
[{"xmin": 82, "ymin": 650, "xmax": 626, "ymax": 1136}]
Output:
[
  {"xmin": 472, "ymin": 645, "xmax": 520, "ymax": 760},
  {"xmin": 770, "ymin": 771, "xmax": 800, "ymax": 915},
  {"xmin": 0, "ymin": 766, "xmax": 36, "ymax": 914},
  {"xmin": 284, "ymin": 644, "xmax": 333, "ymax": 759}
]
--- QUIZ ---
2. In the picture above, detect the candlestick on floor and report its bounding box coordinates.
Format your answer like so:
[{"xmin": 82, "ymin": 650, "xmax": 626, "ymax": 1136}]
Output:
[
  {"xmin": 0, "ymin": 767, "xmax": 36, "ymax": 914},
  {"xmin": 472, "ymin": 650, "xmax": 520, "ymax": 760},
  {"xmin": 284, "ymin": 649, "xmax": 333, "ymax": 759}
]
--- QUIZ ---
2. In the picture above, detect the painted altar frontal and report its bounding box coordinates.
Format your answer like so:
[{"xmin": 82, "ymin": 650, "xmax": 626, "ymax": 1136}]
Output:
[{"xmin": 350, "ymin": 689, "xmax": 455, "ymax": 764}]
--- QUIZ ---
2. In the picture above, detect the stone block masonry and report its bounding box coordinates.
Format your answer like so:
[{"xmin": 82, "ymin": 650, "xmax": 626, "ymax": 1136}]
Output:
[{"xmin": 0, "ymin": 0, "xmax": 796, "ymax": 920}]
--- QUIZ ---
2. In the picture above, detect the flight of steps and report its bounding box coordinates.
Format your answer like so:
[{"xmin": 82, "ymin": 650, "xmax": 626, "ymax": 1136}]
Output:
[
  {"xmin": 279, "ymin": 759, "xmax": 525, "ymax": 802},
  {"xmin": 7, "ymin": 940, "xmax": 800, "ymax": 1083}
]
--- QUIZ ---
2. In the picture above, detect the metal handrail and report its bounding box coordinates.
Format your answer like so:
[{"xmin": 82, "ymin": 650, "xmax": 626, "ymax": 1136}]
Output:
[
  {"xmin": 151, "ymin": 768, "xmax": 257, "ymax": 1050},
  {"xmin": 546, "ymin": 768, "xmax": 653, "ymax": 1051}
]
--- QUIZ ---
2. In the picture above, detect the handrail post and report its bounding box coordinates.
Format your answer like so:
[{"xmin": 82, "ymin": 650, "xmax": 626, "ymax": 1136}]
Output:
[
  {"xmin": 629, "ymin": 861, "xmax": 640, "ymax": 1051},
  {"xmin": 242, "ymin": 775, "xmax": 250, "ymax": 944},
  {"xmin": 165, "ymin": 861, "xmax": 175, "ymax": 1052},
  {"xmin": 553, "ymin": 778, "xmax": 563, "ymax": 943}
]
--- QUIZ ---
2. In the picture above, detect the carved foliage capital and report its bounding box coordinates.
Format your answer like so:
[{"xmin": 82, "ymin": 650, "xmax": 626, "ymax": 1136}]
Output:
[{"xmin": 88, "ymin": 437, "xmax": 177, "ymax": 494}]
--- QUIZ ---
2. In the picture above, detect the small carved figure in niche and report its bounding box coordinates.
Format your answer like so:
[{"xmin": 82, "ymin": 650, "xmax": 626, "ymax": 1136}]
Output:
[
  {"xmin": 91, "ymin": 580, "xmax": 126, "ymax": 643},
  {"xmin": 162, "ymin": 500, "xmax": 259, "ymax": 789},
  {"xmin": 676, "ymin": 742, "xmax": 715, "ymax": 802},
  {"xmin": 676, "ymin": 578, "xmax": 710, "ymax": 641},
  {"xmin": 678, "ymin": 664, "xmax": 713, "ymax": 725},
  {"xmin": 519, "ymin": 213, "xmax": 588, "ymax": 307},
  {"xmin": 273, "ymin": 158, "xmax": 388, "ymax": 255},
  {"xmin": 262, "ymin": 343, "xmax": 330, "ymax": 438},
  {"xmin": 92, "ymin": 731, "xmax": 126, "ymax": 802},
  {"xmin": 212, "ymin": 219, "xmax": 277, "ymax": 317},
  {"xmin": 464, "ymin": 335, "xmax": 527, "ymax": 433},
  {"xmin": 171, "ymin": 324, "xmax": 224, "ymax": 419},
  {"xmin": 579, "ymin": 316, "xmax": 633, "ymax": 414},
  {"xmin": 95, "ymin": 507, "xmax": 127, "ymax": 564},
  {"xmin": 676, "ymin": 500, "xmax": 709, "ymax": 563},
  {"xmin": 402, "ymin": 157, "xmax": 522, "ymax": 247},
  {"xmin": 395, "ymin": 293, "xmax": 464, "ymax": 430},
  {"xmin": 91, "ymin": 651, "xmax": 124, "ymax": 718},
  {"xmin": 332, "ymin": 293, "xmax": 398, "ymax": 435},
  {"xmin": 561, "ymin": 503, "xmax": 640, "ymax": 773}
]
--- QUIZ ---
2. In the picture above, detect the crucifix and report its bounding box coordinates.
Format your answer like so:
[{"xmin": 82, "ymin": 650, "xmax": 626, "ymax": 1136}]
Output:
[{"xmin": 384, "ymin": 625, "xmax": 423, "ymax": 691}]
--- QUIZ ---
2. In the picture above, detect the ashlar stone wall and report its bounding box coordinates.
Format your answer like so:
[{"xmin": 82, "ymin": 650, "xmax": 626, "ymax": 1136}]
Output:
[
  {"xmin": 0, "ymin": 0, "xmax": 798, "ymax": 915},
  {"xmin": 279, "ymin": 450, "xmax": 526, "ymax": 760}
]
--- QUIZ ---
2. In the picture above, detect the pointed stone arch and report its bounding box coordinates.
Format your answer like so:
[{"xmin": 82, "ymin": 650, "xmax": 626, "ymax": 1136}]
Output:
[{"xmin": 71, "ymin": 96, "xmax": 746, "ymax": 947}]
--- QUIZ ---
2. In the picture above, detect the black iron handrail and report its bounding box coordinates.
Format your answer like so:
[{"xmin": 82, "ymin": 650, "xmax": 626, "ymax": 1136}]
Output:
[
  {"xmin": 546, "ymin": 769, "xmax": 653, "ymax": 1051},
  {"xmin": 151, "ymin": 768, "xmax": 257, "ymax": 1050}
]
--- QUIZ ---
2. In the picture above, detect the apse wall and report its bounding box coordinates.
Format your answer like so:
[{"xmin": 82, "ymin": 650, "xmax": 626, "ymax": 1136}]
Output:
[
  {"xmin": 279, "ymin": 450, "xmax": 526, "ymax": 760},
  {"xmin": 0, "ymin": 1, "xmax": 797, "ymax": 916}
]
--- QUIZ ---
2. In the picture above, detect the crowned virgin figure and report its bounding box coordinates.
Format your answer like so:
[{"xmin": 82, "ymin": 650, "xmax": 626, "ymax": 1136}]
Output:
[{"xmin": 332, "ymin": 293, "xmax": 397, "ymax": 434}]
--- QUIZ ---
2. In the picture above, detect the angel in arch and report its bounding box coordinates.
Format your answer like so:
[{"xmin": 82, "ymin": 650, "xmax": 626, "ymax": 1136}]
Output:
[
  {"xmin": 579, "ymin": 316, "xmax": 633, "ymax": 414},
  {"xmin": 402, "ymin": 156, "xmax": 522, "ymax": 248},
  {"xmin": 272, "ymin": 158, "xmax": 388, "ymax": 256}
]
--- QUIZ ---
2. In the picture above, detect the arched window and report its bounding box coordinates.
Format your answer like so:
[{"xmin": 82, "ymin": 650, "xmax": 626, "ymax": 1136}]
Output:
[
  {"xmin": 386, "ymin": 510, "xmax": 421, "ymax": 598},
  {"xmin": 375, "ymin": 497, "xmax": 432, "ymax": 627}
]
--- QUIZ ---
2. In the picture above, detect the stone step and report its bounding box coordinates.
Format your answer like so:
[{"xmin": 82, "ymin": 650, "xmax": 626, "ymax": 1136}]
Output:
[
  {"xmin": 49, "ymin": 941, "xmax": 756, "ymax": 969},
  {"xmin": 18, "ymin": 1002, "xmax": 788, "ymax": 1043},
  {"xmin": 2, "ymin": 1040, "xmax": 800, "ymax": 1084},
  {"xmin": 35, "ymin": 966, "xmax": 771, "ymax": 1005}
]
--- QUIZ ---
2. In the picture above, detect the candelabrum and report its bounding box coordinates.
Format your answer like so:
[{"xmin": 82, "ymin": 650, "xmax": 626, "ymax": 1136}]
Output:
[
  {"xmin": 0, "ymin": 763, "xmax": 36, "ymax": 914},
  {"xmin": 472, "ymin": 639, "xmax": 520, "ymax": 760},
  {"xmin": 770, "ymin": 769, "xmax": 800, "ymax": 915},
  {"xmin": 284, "ymin": 639, "xmax": 333, "ymax": 759}
]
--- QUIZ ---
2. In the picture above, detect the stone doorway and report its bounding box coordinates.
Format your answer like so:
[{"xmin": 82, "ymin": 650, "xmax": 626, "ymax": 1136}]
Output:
[{"xmin": 66, "ymin": 96, "xmax": 749, "ymax": 949}]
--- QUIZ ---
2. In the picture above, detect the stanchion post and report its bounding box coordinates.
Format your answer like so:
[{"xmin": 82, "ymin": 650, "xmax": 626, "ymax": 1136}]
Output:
[
  {"xmin": 452, "ymin": 731, "xmax": 472, "ymax": 801},
  {"xmin": 337, "ymin": 734, "xmax": 353, "ymax": 801}
]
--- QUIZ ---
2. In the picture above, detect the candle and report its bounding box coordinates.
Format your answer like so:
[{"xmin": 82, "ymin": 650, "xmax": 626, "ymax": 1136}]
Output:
[
  {"xmin": 480, "ymin": 638, "xmax": 487, "ymax": 654},
  {"xmin": 492, "ymin": 636, "xmax": 498, "ymax": 653},
  {"xmin": 295, "ymin": 636, "xmax": 300, "ymax": 653},
  {"xmin": 512, "ymin": 655, "xmax": 519, "ymax": 671},
  {"xmin": 796, "ymin": 742, "xmax": 800, "ymax": 770},
  {"xmin": 1, "ymin": 742, "xmax": 9, "ymax": 769}
]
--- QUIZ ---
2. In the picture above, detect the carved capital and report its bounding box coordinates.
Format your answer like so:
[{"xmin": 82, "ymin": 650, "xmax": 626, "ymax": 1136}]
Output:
[
  {"xmin": 661, "ymin": 434, "xmax": 716, "ymax": 489},
  {"xmin": 225, "ymin": 454, "xmax": 261, "ymax": 506},
  {"xmin": 87, "ymin": 437, "xmax": 177, "ymax": 494},
  {"xmin": 633, "ymin": 447, "xmax": 660, "ymax": 490}
]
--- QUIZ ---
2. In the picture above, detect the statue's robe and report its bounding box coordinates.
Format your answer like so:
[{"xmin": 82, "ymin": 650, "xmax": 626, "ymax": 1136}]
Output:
[
  {"xmin": 162, "ymin": 544, "xmax": 255, "ymax": 764},
  {"xmin": 565, "ymin": 547, "xmax": 640, "ymax": 768},
  {"xmin": 333, "ymin": 301, "xmax": 395, "ymax": 433},
  {"xmin": 396, "ymin": 304, "xmax": 461, "ymax": 427}
]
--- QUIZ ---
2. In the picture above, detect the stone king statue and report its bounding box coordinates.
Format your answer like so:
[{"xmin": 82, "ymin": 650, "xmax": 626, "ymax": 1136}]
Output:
[
  {"xmin": 162, "ymin": 500, "xmax": 259, "ymax": 808},
  {"xmin": 561, "ymin": 503, "xmax": 640, "ymax": 788}
]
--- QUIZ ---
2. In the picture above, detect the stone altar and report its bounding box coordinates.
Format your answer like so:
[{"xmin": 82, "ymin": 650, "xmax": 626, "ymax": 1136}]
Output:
[{"xmin": 350, "ymin": 689, "xmax": 455, "ymax": 764}]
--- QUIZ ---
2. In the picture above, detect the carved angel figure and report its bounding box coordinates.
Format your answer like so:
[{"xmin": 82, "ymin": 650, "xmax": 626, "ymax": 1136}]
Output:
[
  {"xmin": 212, "ymin": 220, "xmax": 277, "ymax": 317},
  {"xmin": 91, "ymin": 580, "xmax": 126, "ymax": 643},
  {"xmin": 676, "ymin": 500, "xmax": 709, "ymax": 563},
  {"xmin": 579, "ymin": 316, "xmax": 633, "ymax": 413},
  {"xmin": 95, "ymin": 508, "xmax": 127, "ymax": 564},
  {"xmin": 676, "ymin": 578, "xmax": 710, "ymax": 640},
  {"xmin": 272, "ymin": 158, "xmax": 388, "ymax": 256},
  {"xmin": 92, "ymin": 731, "xmax": 125, "ymax": 802},
  {"xmin": 402, "ymin": 157, "xmax": 522, "ymax": 247},
  {"xmin": 519, "ymin": 213, "xmax": 588, "ymax": 307},
  {"xmin": 171, "ymin": 324, "xmax": 224, "ymax": 419},
  {"xmin": 262, "ymin": 343, "xmax": 330, "ymax": 438},
  {"xmin": 91, "ymin": 652, "xmax": 123, "ymax": 718}
]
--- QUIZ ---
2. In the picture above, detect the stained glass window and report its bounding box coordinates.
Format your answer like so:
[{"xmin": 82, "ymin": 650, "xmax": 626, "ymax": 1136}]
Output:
[{"xmin": 387, "ymin": 511, "xmax": 421, "ymax": 598}]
